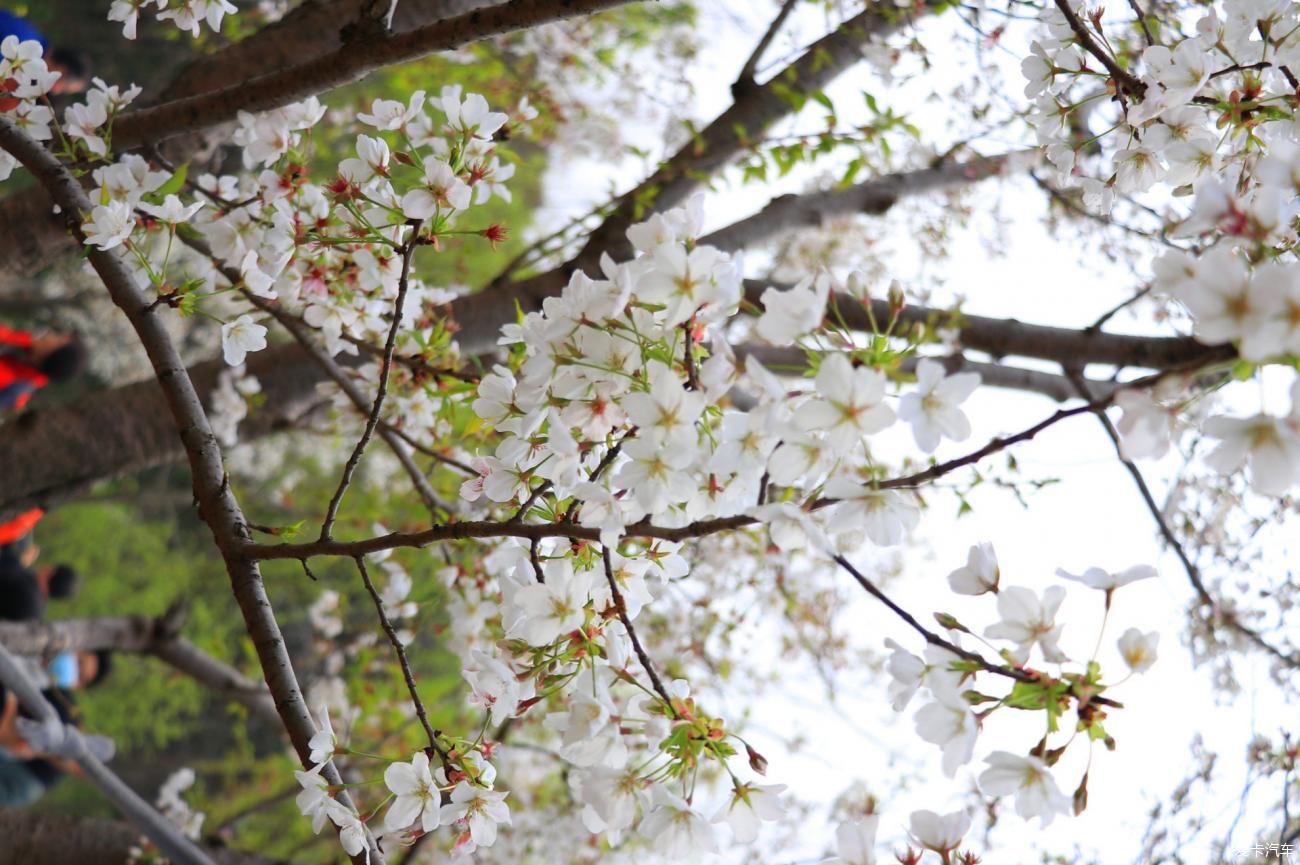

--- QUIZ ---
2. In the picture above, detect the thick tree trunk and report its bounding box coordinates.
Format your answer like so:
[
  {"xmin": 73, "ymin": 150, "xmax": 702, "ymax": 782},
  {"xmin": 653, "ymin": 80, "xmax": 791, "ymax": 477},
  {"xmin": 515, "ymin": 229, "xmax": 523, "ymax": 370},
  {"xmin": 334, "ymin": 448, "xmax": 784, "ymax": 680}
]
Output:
[
  {"xmin": 0, "ymin": 343, "xmax": 327, "ymax": 522},
  {"xmin": 0, "ymin": 808, "xmax": 283, "ymax": 865}
]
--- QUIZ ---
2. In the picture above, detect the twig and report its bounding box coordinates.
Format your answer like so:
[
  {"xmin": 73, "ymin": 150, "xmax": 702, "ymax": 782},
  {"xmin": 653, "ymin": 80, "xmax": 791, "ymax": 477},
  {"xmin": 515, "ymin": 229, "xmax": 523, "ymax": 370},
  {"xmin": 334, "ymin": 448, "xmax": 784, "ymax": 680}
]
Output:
[
  {"xmin": 1089, "ymin": 285, "xmax": 1154, "ymax": 331},
  {"xmin": 1064, "ymin": 369, "xmax": 1300, "ymax": 667},
  {"xmin": 529, "ymin": 537, "xmax": 544, "ymax": 583},
  {"xmin": 109, "ymin": 0, "xmax": 638, "ymax": 151},
  {"xmin": 511, "ymin": 479, "xmax": 553, "ymax": 522},
  {"xmin": 1282, "ymin": 764, "xmax": 1294, "ymax": 849},
  {"xmin": 734, "ymin": 0, "xmax": 800, "ymax": 88},
  {"xmin": 320, "ymin": 219, "xmax": 425, "ymax": 540},
  {"xmin": 602, "ymin": 546, "xmax": 676, "ymax": 712},
  {"xmin": 562, "ymin": 431, "xmax": 633, "ymax": 520},
  {"xmin": 378, "ymin": 419, "xmax": 477, "ymax": 475},
  {"xmin": 831, "ymin": 555, "xmax": 1033, "ymax": 683},
  {"xmin": 566, "ymin": 2, "xmax": 944, "ymax": 270},
  {"xmin": 1030, "ymin": 170, "xmax": 1172, "ymax": 248},
  {"xmin": 485, "ymin": 197, "xmax": 612, "ymax": 291},
  {"xmin": 355, "ymin": 555, "xmax": 449, "ymax": 764},
  {"xmin": 1208, "ymin": 60, "xmax": 1272, "ymax": 80},
  {"xmin": 1125, "ymin": 0, "xmax": 1155, "ymax": 46},
  {"xmin": 1052, "ymin": 0, "xmax": 1147, "ymax": 99}
]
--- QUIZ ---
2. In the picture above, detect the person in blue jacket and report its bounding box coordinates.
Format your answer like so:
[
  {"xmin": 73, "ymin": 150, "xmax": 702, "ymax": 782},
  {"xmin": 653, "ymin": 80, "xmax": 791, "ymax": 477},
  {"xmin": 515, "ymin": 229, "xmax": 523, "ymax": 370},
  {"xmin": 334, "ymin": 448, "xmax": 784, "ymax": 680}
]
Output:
[{"xmin": 0, "ymin": 9, "xmax": 89, "ymax": 94}]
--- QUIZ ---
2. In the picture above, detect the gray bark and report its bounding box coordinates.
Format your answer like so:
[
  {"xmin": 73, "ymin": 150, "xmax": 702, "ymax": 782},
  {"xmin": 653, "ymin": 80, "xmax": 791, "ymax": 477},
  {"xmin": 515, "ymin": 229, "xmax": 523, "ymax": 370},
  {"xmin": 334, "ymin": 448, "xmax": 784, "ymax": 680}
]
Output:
[{"xmin": 700, "ymin": 153, "xmax": 1033, "ymax": 253}]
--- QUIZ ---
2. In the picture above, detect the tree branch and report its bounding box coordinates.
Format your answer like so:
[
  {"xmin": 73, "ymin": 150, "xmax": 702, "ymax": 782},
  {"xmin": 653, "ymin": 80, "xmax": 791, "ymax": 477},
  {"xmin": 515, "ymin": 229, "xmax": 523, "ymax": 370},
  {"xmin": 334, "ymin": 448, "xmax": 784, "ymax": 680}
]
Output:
[
  {"xmin": 0, "ymin": 612, "xmax": 279, "ymax": 722},
  {"xmin": 0, "ymin": 343, "xmax": 328, "ymax": 523},
  {"xmin": 177, "ymin": 230, "xmax": 455, "ymax": 518},
  {"xmin": 700, "ymin": 151, "xmax": 1032, "ymax": 253},
  {"xmin": 1051, "ymin": 0, "xmax": 1146, "ymax": 99},
  {"xmin": 110, "ymin": 0, "xmax": 636, "ymax": 152},
  {"xmin": 567, "ymin": 0, "xmax": 951, "ymax": 269},
  {"xmin": 742, "ymin": 281, "xmax": 1236, "ymax": 372},
  {"xmin": 0, "ymin": 644, "xmax": 219, "ymax": 865},
  {"xmin": 355, "ymin": 555, "xmax": 449, "ymax": 762},
  {"xmin": 831, "ymin": 554, "xmax": 1033, "ymax": 683},
  {"xmin": 0, "ymin": 1, "xmax": 504, "ymax": 287},
  {"xmin": 319, "ymin": 220, "xmax": 426, "ymax": 541},
  {"xmin": 736, "ymin": 345, "xmax": 1115, "ymax": 403},
  {"xmin": 602, "ymin": 546, "xmax": 675, "ymax": 710}
]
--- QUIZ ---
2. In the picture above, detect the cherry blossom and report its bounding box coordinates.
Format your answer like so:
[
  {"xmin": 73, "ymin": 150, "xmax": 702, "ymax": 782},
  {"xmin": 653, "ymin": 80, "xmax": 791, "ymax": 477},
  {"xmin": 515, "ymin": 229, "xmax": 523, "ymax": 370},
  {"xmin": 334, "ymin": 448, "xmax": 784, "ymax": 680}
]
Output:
[
  {"xmin": 137, "ymin": 194, "xmax": 205, "ymax": 224},
  {"xmin": 439, "ymin": 782, "xmax": 510, "ymax": 853},
  {"xmin": 896, "ymin": 359, "xmax": 981, "ymax": 453},
  {"xmin": 383, "ymin": 751, "xmax": 442, "ymax": 834},
  {"xmin": 711, "ymin": 782, "xmax": 787, "ymax": 844},
  {"xmin": 293, "ymin": 763, "xmax": 332, "ymax": 834},
  {"xmin": 306, "ymin": 705, "xmax": 336, "ymax": 765},
  {"xmin": 755, "ymin": 273, "xmax": 831, "ymax": 346},
  {"xmin": 914, "ymin": 690, "xmax": 978, "ymax": 777},
  {"xmin": 1203, "ymin": 412, "xmax": 1300, "ymax": 496},
  {"xmin": 908, "ymin": 808, "xmax": 971, "ymax": 856},
  {"xmin": 978, "ymin": 751, "xmax": 1072, "ymax": 826},
  {"xmin": 947, "ymin": 542, "xmax": 1000, "ymax": 596},
  {"xmin": 1113, "ymin": 388, "xmax": 1179, "ymax": 461},
  {"xmin": 220, "ymin": 315, "xmax": 269, "ymax": 367},
  {"xmin": 828, "ymin": 817, "xmax": 879, "ymax": 865},
  {"xmin": 799, "ymin": 354, "xmax": 895, "ymax": 455},
  {"xmin": 401, "ymin": 156, "xmax": 472, "ymax": 218},
  {"xmin": 1117, "ymin": 628, "xmax": 1160, "ymax": 673},
  {"xmin": 826, "ymin": 485, "xmax": 920, "ymax": 547},
  {"xmin": 575, "ymin": 767, "xmax": 646, "ymax": 841},
  {"xmin": 984, "ymin": 586, "xmax": 1068, "ymax": 664},
  {"xmin": 1056, "ymin": 564, "xmax": 1157, "ymax": 592},
  {"xmin": 462, "ymin": 649, "xmax": 536, "ymax": 726},
  {"xmin": 326, "ymin": 799, "xmax": 370, "ymax": 863},
  {"xmin": 83, "ymin": 200, "xmax": 136, "ymax": 250},
  {"xmin": 639, "ymin": 790, "xmax": 718, "ymax": 856}
]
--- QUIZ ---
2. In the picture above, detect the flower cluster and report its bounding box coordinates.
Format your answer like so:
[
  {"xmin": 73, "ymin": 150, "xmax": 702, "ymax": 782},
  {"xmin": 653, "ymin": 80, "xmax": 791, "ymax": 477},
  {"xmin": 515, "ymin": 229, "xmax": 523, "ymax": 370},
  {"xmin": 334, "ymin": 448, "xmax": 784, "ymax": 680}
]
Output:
[
  {"xmin": 884, "ymin": 543, "xmax": 1159, "ymax": 826},
  {"xmin": 463, "ymin": 199, "xmax": 982, "ymax": 552},
  {"xmin": 1020, "ymin": 0, "xmax": 1300, "ymax": 496},
  {"xmin": 0, "ymin": 37, "xmax": 60, "ymax": 178},
  {"xmin": 76, "ymin": 85, "xmax": 517, "ymax": 395}
]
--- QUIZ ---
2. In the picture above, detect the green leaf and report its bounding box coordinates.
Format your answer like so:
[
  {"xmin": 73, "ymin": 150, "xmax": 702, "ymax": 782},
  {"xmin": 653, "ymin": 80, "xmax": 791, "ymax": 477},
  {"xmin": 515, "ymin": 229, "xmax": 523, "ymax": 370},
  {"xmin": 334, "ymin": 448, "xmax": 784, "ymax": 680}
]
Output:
[{"xmin": 155, "ymin": 162, "xmax": 190, "ymax": 198}]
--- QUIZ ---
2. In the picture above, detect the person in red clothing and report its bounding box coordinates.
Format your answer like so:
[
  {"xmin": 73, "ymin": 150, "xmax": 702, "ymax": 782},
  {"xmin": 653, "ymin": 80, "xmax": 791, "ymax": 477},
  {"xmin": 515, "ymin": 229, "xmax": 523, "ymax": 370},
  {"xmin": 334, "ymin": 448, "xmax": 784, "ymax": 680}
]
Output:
[
  {"xmin": 0, "ymin": 324, "xmax": 86, "ymax": 546},
  {"xmin": 0, "ymin": 325, "xmax": 85, "ymax": 413}
]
